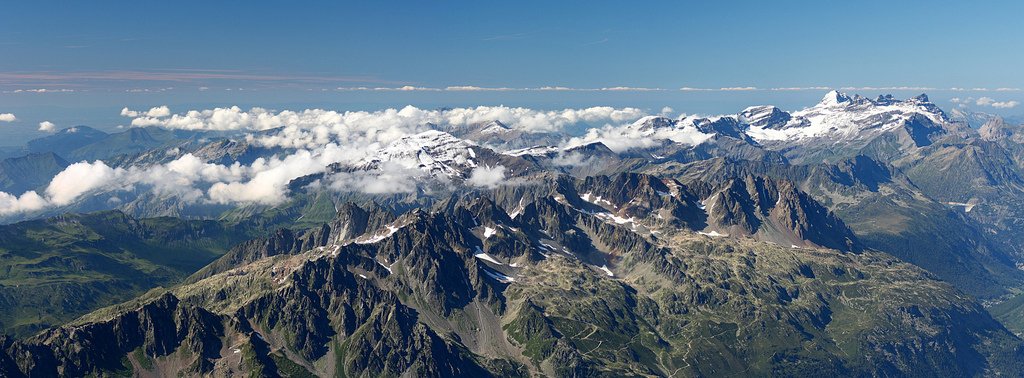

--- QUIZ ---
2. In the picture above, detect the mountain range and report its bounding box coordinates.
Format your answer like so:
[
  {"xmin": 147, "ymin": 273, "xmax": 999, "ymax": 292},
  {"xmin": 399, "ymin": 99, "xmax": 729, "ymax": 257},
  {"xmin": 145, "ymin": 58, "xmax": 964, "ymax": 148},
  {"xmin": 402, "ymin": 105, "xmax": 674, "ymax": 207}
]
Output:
[{"xmin": 3, "ymin": 92, "xmax": 1024, "ymax": 376}]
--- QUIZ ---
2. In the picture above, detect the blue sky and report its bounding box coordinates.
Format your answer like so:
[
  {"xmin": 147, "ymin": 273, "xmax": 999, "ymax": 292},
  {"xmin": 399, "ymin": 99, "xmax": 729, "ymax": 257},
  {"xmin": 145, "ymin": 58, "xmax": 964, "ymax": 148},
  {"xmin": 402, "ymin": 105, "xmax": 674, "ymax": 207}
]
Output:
[{"xmin": 1, "ymin": 1, "xmax": 1022, "ymax": 144}]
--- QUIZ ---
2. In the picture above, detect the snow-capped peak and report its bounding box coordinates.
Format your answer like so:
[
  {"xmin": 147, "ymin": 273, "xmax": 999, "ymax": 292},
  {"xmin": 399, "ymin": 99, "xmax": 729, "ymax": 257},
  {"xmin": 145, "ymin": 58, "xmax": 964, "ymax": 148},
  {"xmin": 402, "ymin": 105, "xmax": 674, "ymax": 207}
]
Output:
[
  {"xmin": 739, "ymin": 105, "xmax": 791, "ymax": 129},
  {"xmin": 631, "ymin": 115, "xmax": 676, "ymax": 131},
  {"xmin": 818, "ymin": 90, "xmax": 853, "ymax": 107},
  {"xmin": 479, "ymin": 120, "xmax": 511, "ymax": 134},
  {"xmin": 355, "ymin": 130, "xmax": 479, "ymax": 177},
  {"xmin": 744, "ymin": 91, "xmax": 949, "ymax": 143}
]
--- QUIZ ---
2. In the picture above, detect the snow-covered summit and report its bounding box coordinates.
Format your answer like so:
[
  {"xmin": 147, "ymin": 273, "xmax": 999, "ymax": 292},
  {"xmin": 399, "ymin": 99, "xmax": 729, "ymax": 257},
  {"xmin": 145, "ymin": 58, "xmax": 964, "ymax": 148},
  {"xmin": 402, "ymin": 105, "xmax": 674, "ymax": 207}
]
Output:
[
  {"xmin": 744, "ymin": 91, "xmax": 949, "ymax": 143},
  {"xmin": 355, "ymin": 130, "xmax": 479, "ymax": 177}
]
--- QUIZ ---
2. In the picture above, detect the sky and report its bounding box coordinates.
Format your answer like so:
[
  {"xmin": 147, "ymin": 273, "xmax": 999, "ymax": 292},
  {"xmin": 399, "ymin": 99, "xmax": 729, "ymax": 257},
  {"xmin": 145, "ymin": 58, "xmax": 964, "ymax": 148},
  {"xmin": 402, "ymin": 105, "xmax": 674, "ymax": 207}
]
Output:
[{"xmin": 1, "ymin": 0, "xmax": 1022, "ymax": 145}]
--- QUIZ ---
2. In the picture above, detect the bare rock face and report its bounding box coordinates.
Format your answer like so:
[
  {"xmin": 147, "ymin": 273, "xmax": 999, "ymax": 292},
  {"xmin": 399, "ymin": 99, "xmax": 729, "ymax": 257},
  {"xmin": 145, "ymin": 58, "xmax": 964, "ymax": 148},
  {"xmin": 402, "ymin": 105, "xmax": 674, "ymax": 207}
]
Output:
[{"xmin": 701, "ymin": 175, "xmax": 859, "ymax": 250}]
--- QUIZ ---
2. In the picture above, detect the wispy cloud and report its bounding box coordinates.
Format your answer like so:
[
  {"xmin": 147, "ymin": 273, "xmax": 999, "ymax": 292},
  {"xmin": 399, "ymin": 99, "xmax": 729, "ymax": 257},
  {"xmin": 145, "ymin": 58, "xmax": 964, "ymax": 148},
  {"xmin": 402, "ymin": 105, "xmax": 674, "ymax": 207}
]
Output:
[
  {"xmin": 0, "ymin": 70, "xmax": 389, "ymax": 90},
  {"xmin": 839, "ymin": 86, "xmax": 936, "ymax": 91},
  {"xmin": 952, "ymin": 96, "xmax": 1019, "ymax": 109},
  {"xmin": 770, "ymin": 86, "xmax": 832, "ymax": 91},
  {"xmin": 482, "ymin": 32, "xmax": 532, "ymax": 41},
  {"xmin": 4, "ymin": 88, "xmax": 78, "ymax": 93},
  {"xmin": 599, "ymin": 86, "xmax": 665, "ymax": 91},
  {"xmin": 336, "ymin": 86, "xmax": 667, "ymax": 92}
]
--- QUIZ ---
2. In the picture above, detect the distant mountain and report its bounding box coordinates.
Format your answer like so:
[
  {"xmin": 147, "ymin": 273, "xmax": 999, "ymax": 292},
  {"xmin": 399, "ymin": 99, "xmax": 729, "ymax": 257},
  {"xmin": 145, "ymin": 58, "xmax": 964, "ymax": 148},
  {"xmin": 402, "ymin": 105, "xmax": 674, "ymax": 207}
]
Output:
[
  {"xmin": 0, "ymin": 152, "xmax": 68, "ymax": 194},
  {"xmin": 25, "ymin": 126, "xmax": 108, "ymax": 157},
  {"xmin": 20, "ymin": 126, "xmax": 214, "ymax": 163},
  {"xmin": 0, "ymin": 210, "xmax": 248, "ymax": 337},
  {"xmin": 67, "ymin": 127, "xmax": 208, "ymax": 162}
]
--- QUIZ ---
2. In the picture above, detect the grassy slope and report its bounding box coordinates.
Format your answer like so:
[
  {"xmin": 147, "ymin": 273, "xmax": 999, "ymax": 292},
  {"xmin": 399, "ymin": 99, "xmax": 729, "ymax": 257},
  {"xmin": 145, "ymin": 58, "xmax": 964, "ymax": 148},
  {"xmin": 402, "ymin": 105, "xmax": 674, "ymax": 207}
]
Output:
[{"xmin": 0, "ymin": 210, "xmax": 247, "ymax": 337}]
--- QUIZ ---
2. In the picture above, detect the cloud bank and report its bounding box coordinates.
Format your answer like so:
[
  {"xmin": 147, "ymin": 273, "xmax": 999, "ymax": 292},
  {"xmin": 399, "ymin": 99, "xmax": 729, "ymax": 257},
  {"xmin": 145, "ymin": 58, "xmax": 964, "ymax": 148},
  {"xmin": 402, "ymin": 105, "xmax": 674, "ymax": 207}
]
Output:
[
  {"xmin": 0, "ymin": 113, "xmax": 15, "ymax": 122},
  {"xmin": 0, "ymin": 104, "xmax": 657, "ymax": 217}
]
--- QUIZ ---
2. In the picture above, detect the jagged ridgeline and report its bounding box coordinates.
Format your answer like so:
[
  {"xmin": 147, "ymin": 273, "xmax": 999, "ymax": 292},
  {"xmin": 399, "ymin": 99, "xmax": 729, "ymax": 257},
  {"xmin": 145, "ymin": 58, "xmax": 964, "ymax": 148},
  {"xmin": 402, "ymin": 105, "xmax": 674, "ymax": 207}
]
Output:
[{"xmin": 2, "ymin": 173, "xmax": 1022, "ymax": 377}]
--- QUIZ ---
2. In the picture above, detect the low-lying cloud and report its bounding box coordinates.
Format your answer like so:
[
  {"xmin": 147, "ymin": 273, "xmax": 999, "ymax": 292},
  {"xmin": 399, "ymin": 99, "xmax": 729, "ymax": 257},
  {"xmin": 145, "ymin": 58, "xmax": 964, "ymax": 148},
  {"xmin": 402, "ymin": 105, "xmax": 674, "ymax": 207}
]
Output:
[
  {"xmin": 563, "ymin": 116, "xmax": 713, "ymax": 153},
  {"xmin": 120, "ymin": 105, "xmax": 648, "ymax": 135},
  {"xmin": 0, "ymin": 104, "xmax": 716, "ymax": 218},
  {"xmin": 466, "ymin": 165, "xmax": 507, "ymax": 188}
]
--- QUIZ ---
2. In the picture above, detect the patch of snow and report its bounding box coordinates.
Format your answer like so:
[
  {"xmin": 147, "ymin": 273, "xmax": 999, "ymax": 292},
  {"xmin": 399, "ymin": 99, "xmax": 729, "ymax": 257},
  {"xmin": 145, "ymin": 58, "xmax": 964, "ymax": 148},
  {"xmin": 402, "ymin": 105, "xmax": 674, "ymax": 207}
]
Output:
[
  {"xmin": 483, "ymin": 226, "xmax": 497, "ymax": 239},
  {"xmin": 474, "ymin": 248, "xmax": 504, "ymax": 265},
  {"xmin": 481, "ymin": 268, "xmax": 515, "ymax": 283},
  {"xmin": 503, "ymin": 145, "xmax": 559, "ymax": 157},
  {"xmin": 945, "ymin": 201, "xmax": 976, "ymax": 213},
  {"xmin": 698, "ymin": 230, "xmax": 728, "ymax": 237},
  {"xmin": 599, "ymin": 265, "xmax": 614, "ymax": 277},
  {"xmin": 581, "ymin": 192, "xmax": 615, "ymax": 207},
  {"xmin": 357, "ymin": 225, "xmax": 401, "ymax": 244},
  {"xmin": 376, "ymin": 259, "xmax": 393, "ymax": 274}
]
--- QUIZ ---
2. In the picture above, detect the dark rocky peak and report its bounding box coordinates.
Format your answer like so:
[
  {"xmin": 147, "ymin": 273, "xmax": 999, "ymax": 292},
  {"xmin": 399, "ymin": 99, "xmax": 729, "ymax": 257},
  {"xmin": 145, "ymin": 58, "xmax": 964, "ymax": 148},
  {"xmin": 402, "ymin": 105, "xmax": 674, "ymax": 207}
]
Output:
[
  {"xmin": 577, "ymin": 172, "xmax": 674, "ymax": 207},
  {"xmin": 460, "ymin": 195, "xmax": 514, "ymax": 226},
  {"xmin": 693, "ymin": 117, "xmax": 749, "ymax": 140},
  {"xmin": 329, "ymin": 201, "xmax": 397, "ymax": 243},
  {"xmin": 874, "ymin": 94, "xmax": 898, "ymax": 104},
  {"xmin": 633, "ymin": 115, "xmax": 676, "ymax": 131},
  {"xmin": 565, "ymin": 141, "xmax": 615, "ymax": 157},
  {"xmin": 703, "ymin": 175, "xmax": 859, "ymax": 251},
  {"xmin": 6, "ymin": 292, "xmax": 225, "ymax": 377}
]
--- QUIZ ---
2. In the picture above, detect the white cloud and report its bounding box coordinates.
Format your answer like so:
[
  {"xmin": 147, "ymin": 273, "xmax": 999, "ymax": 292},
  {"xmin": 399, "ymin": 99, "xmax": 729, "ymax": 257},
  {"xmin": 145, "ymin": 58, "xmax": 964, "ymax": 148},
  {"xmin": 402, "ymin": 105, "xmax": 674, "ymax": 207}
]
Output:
[
  {"xmin": 719, "ymin": 87, "xmax": 759, "ymax": 91},
  {"xmin": 770, "ymin": 86, "xmax": 831, "ymax": 91},
  {"xmin": 466, "ymin": 165, "xmax": 507, "ymax": 188},
  {"xmin": 550, "ymin": 152, "xmax": 590, "ymax": 167},
  {"xmin": 0, "ymin": 191, "xmax": 48, "ymax": 215},
  {"xmin": 564, "ymin": 117, "xmax": 714, "ymax": 153},
  {"xmin": 46, "ymin": 161, "xmax": 125, "ymax": 205},
  {"xmin": 327, "ymin": 162, "xmax": 424, "ymax": 194},
  {"xmin": 839, "ymin": 86, "xmax": 936, "ymax": 91},
  {"xmin": 976, "ymin": 97, "xmax": 1019, "ymax": 109},
  {"xmin": 38, "ymin": 121, "xmax": 56, "ymax": 132},
  {"xmin": 599, "ymin": 86, "xmax": 665, "ymax": 91},
  {"xmin": 120, "ymin": 106, "xmax": 170, "ymax": 118},
  {"xmin": 123, "ymin": 105, "xmax": 649, "ymax": 138},
  {"xmin": 445, "ymin": 86, "xmax": 518, "ymax": 91},
  {"xmin": 0, "ymin": 113, "xmax": 15, "ymax": 122},
  {"xmin": 12, "ymin": 88, "xmax": 75, "ymax": 93},
  {"xmin": 0, "ymin": 104, "xmax": 662, "ymax": 216}
]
